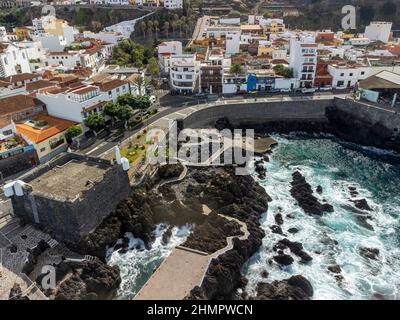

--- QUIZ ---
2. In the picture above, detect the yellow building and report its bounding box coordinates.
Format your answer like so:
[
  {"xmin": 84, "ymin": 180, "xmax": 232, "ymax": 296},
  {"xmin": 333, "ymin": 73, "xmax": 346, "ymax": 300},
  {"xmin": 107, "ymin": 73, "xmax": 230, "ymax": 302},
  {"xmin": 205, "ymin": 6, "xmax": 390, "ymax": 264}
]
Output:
[
  {"xmin": 44, "ymin": 18, "xmax": 69, "ymax": 37},
  {"xmin": 258, "ymin": 45, "xmax": 273, "ymax": 57},
  {"xmin": 16, "ymin": 115, "xmax": 78, "ymax": 162},
  {"xmin": 15, "ymin": 27, "xmax": 32, "ymax": 40},
  {"xmin": 265, "ymin": 21, "xmax": 285, "ymax": 34}
]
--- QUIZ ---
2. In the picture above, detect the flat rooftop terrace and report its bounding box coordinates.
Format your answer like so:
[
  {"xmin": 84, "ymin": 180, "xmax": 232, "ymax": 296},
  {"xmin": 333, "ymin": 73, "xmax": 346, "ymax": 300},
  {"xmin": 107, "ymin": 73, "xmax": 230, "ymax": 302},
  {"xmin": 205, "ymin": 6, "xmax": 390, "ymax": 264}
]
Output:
[{"xmin": 30, "ymin": 159, "xmax": 110, "ymax": 201}]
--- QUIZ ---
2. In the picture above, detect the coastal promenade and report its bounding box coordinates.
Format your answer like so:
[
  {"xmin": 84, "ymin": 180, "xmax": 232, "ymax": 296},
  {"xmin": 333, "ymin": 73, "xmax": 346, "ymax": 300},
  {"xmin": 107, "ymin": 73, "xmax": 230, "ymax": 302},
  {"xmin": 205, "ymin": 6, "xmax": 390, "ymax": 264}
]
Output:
[{"xmin": 134, "ymin": 214, "xmax": 249, "ymax": 300}]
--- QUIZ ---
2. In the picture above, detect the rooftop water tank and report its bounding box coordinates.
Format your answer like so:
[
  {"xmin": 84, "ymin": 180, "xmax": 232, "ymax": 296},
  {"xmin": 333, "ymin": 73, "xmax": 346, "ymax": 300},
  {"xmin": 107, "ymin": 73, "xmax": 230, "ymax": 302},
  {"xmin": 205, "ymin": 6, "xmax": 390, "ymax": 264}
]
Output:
[
  {"xmin": 121, "ymin": 157, "xmax": 130, "ymax": 171},
  {"xmin": 13, "ymin": 180, "xmax": 26, "ymax": 196},
  {"xmin": 115, "ymin": 146, "xmax": 122, "ymax": 164},
  {"xmin": 3, "ymin": 182, "xmax": 15, "ymax": 197}
]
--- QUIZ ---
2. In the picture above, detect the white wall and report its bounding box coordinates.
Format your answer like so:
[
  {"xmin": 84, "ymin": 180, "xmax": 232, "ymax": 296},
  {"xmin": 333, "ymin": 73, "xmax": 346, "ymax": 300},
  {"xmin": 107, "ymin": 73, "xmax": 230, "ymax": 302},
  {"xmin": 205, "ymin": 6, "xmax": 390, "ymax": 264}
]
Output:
[{"xmin": 0, "ymin": 44, "xmax": 31, "ymax": 77}]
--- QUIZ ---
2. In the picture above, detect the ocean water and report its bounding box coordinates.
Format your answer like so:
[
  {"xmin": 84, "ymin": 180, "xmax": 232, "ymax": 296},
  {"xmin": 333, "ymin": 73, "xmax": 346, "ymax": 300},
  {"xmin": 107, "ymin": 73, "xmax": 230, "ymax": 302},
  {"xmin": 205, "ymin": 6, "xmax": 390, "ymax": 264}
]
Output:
[
  {"xmin": 107, "ymin": 224, "xmax": 191, "ymax": 300},
  {"xmin": 243, "ymin": 134, "xmax": 400, "ymax": 300}
]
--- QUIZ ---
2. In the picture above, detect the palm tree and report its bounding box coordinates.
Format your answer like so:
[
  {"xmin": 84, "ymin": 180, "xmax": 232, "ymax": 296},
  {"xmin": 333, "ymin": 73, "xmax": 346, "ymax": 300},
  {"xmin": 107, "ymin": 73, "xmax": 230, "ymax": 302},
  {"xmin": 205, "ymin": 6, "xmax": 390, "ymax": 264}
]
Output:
[
  {"xmin": 131, "ymin": 76, "xmax": 150, "ymax": 96},
  {"xmin": 147, "ymin": 20, "xmax": 154, "ymax": 37},
  {"xmin": 163, "ymin": 21, "xmax": 170, "ymax": 39},
  {"xmin": 154, "ymin": 20, "xmax": 159, "ymax": 40},
  {"xmin": 171, "ymin": 21, "xmax": 178, "ymax": 38},
  {"xmin": 138, "ymin": 20, "xmax": 146, "ymax": 39}
]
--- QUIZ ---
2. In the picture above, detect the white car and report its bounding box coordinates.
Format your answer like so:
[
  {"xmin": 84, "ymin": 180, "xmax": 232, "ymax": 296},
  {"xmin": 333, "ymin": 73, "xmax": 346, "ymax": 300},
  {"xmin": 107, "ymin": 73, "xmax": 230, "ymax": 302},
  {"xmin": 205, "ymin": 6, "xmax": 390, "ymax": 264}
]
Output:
[
  {"xmin": 319, "ymin": 86, "xmax": 333, "ymax": 92},
  {"xmin": 301, "ymin": 88, "xmax": 316, "ymax": 94},
  {"xmin": 280, "ymin": 88, "xmax": 291, "ymax": 93}
]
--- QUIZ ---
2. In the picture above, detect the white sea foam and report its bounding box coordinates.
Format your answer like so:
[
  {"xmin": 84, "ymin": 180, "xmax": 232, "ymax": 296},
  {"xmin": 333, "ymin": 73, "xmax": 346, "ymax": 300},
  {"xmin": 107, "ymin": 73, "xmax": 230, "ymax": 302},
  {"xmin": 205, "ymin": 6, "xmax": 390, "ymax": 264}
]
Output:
[
  {"xmin": 107, "ymin": 224, "xmax": 191, "ymax": 299},
  {"xmin": 243, "ymin": 135, "xmax": 400, "ymax": 300}
]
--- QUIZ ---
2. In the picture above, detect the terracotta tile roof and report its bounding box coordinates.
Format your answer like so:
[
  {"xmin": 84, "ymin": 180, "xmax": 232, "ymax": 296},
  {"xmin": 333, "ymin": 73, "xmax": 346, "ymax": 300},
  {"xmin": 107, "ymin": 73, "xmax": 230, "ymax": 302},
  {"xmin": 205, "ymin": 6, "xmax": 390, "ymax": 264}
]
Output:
[
  {"xmin": 71, "ymin": 86, "xmax": 98, "ymax": 95},
  {"xmin": 0, "ymin": 95, "xmax": 45, "ymax": 118},
  {"xmin": 271, "ymin": 59, "xmax": 289, "ymax": 65},
  {"xmin": 241, "ymin": 25, "xmax": 263, "ymax": 31},
  {"xmin": 26, "ymin": 80, "xmax": 57, "ymax": 92},
  {"xmin": 48, "ymin": 51, "xmax": 79, "ymax": 56},
  {"xmin": 0, "ymin": 73, "xmax": 41, "ymax": 83},
  {"xmin": 0, "ymin": 117, "xmax": 11, "ymax": 128},
  {"xmin": 98, "ymin": 79, "xmax": 128, "ymax": 92},
  {"xmin": 16, "ymin": 115, "xmax": 76, "ymax": 144},
  {"xmin": 0, "ymin": 80, "xmax": 11, "ymax": 88},
  {"xmin": 82, "ymin": 101, "xmax": 105, "ymax": 113},
  {"xmin": 0, "ymin": 43, "xmax": 9, "ymax": 54}
]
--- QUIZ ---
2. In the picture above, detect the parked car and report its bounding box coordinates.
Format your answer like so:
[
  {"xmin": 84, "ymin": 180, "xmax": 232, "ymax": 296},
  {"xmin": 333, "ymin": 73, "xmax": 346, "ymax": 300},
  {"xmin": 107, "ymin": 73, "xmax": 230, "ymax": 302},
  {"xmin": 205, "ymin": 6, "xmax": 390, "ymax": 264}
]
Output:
[
  {"xmin": 301, "ymin": 88, "xmax": 316, "ymax": 94},
  {"xmin": 280, "ymin": 88, "xmax": 292, "ymax": 93},
  {"xmin": 319, "ymin": 86, "xmax": 333, "ymax": 92},
  {"xmin": 194, "ymin": 92, "xmax": 207, "ymax": 97}
]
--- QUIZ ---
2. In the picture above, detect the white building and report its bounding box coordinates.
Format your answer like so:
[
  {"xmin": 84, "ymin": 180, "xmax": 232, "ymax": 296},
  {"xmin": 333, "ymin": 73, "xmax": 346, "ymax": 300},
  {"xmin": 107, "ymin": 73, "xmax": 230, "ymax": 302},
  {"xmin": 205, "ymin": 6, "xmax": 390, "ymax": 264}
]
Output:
[
  {"xmin": 163, "ymin": 0, "xmax": 182, "ymax": 9},
  {"xmin": 327, "ymin": 62, "xmax": 370, "ymax": 89},
  {"xmin": 44, "ymin": 46, "xmax": 107, "ymax": 73},
  {"xmin": 0, "ymin": 43, "xmax": 31, "ymax": 77},
  {"xmin": 364, "ymin": 22, "xmax": 392, "ymax": 44},
  {"xmin": 158, "ymin": 41, "xmax": 183, "ymax": 73},
  {"xmin": 37, "ymin": 79, "xmax": 131, "ymax": 124},
  {"xmin": 272, "ymin": 49, "xmax": 287, "ymax": 60},
  {"xmin": 225, "ymin": 30, "xmax": 241, "ymax": 56},
  {"xmin": 97, "ymin": 79, "xmax": 130, "ymax": 103},
  {"xmin": 35, "ymin": 34, "xmax": 67, "ymax": 52},
  {"xmin": 350, "ymin": 37, "xmax": 371, "ymax": 46},
  {"xmin": 169, "ymin": 54, "xmax": 200, "ymax": 94},
  {"xmin": 289, "ymin": 34, "xmax": 317, "ymax": 88},
  {"xmin": 37, "ymin": 85, "xmax": 106, "ymax": 124}
]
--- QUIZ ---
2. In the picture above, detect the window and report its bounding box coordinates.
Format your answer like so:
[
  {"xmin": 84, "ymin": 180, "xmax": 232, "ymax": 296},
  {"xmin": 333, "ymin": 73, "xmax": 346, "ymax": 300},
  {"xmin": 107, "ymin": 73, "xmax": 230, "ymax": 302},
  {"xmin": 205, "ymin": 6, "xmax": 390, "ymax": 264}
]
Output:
[
  {"xmin": 4, "ymin": 57, "xmax": 8, "ymax": 65},
  {"xmin": 40, "ymin": 147, "xmax": 46, "ymax": 152},
  {"xmin": 340, "ymin": 73, "xmax": 344, "ymax": 77},
  {"xmin": 349, "ymin": 73, "xmax": 353, "ymax": 76},
  {"xmin": 361, "ymin": 71, "xmax": 365, "ymax": 75},
  {"xmin": 2, "ymin": 130, "xmax": 12, "ymax": 135},
  {"xmin": 337, "ymin": 81, "xmax": 344, "ymax": 86},
  {"xmin": 116, "ymin": 88, "xmax": 120, "ymax": 93}
]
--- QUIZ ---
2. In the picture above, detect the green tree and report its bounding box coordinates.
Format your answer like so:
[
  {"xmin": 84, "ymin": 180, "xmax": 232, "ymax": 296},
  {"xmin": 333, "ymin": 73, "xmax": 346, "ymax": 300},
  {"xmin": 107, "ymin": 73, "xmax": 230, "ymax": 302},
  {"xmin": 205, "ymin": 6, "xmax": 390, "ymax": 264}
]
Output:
[
  {"xmin": 148, "ymin": 57, "xmax": 160, "ymax": 79},
  {"xmin": 163, "ymin": 21, "xmax": 170, "ymax": 38},
  {"xmin": 273, "ymin": 65, "xmax": 293, "ymax": 78},
  {"xmin": 138, "ymin": 20, "xmax": 147, "ymax": 39},
  {"xmin": 117, "ymin": 104, "xmax": 134, "ymax": 128},
  {"xmin": 65, "ymin": 125, "xmax": 83, "ymax": 143},
  {"xmin": 86, "ymin": 113, "xmax": 105, "ymax": 134},
  {"xmin": 230, "ymin": 63, "xmax": 243, "ymax": 75}
]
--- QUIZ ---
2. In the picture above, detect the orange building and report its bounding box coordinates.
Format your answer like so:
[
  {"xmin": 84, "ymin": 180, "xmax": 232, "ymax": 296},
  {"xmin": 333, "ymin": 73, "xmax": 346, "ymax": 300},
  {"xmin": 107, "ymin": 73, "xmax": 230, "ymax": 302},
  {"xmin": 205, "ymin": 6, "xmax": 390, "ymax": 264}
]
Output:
[{"xmin": 16, "ymin": 114, "xmax": 78, "ymax": 161}]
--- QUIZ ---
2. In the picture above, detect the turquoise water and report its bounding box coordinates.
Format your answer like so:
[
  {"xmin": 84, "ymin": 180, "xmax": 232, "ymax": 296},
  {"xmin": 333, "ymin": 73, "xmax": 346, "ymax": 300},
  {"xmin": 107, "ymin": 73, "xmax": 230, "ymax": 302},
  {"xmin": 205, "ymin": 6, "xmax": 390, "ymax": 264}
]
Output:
[{"xmin": 243, "ymin": 134, "xmax": 400, "ymax": 300}]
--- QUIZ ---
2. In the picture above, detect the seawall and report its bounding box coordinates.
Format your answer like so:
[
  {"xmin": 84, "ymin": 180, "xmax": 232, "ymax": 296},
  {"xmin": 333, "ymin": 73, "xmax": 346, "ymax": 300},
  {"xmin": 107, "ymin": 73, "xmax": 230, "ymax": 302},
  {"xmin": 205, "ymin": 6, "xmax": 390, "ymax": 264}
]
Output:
[
  {"xmin": 183, "ymin": 100, "xmax": 333, "ymax": 128},
  {"xmin": 179, "ymin": 98, "xmax": 400, "ymax": 152}
]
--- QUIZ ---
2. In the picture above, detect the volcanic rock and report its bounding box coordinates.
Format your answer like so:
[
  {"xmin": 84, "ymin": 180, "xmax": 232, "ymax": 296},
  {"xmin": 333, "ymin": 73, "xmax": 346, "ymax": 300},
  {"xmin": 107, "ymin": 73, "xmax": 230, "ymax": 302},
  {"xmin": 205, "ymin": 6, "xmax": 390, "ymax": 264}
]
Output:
[
  {"xmin": 270, "ymin": 225, "xmax": 283, "ymax": 235},
  {"xmin": 274, "ymin": 213, "xmax": 284, "ymax": 225},
  {"xmin": 328, "ymin": 264, "xmax": 342, "ymax": 274},
  {"xmin": 253, "ymin": 275, "xmax": 313, "ymax": 300},
  {"xmin": 290, "ymin": 171, "xmax": 334, "ymax": 216},
  {"xmin": 351, "ymin": 199, "xmax": 373, "ymax": 211},
  {"xmin": 273, "ymin": 253, "xmax": 294, "ymax": 266},
  {"xmin": 359, "ymin": 247, "xmax": 380, "ymax": 260}
]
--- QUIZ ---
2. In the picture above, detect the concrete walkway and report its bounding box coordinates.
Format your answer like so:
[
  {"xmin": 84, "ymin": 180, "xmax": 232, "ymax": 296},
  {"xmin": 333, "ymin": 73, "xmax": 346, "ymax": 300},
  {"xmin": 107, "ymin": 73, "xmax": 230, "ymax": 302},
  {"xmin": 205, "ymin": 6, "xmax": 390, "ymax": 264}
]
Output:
[{"xmin": 133, "ymin": 214, "xmax": 249, "ymax": 300}]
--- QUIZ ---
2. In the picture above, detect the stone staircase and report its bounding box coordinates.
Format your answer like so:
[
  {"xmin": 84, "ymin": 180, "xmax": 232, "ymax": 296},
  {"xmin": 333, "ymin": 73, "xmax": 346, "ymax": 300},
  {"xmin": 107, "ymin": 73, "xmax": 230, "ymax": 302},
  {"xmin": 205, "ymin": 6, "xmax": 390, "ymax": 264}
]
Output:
[{"xmin": 46, "ymin": 238, "xmax": 59, "ymax": 249}]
